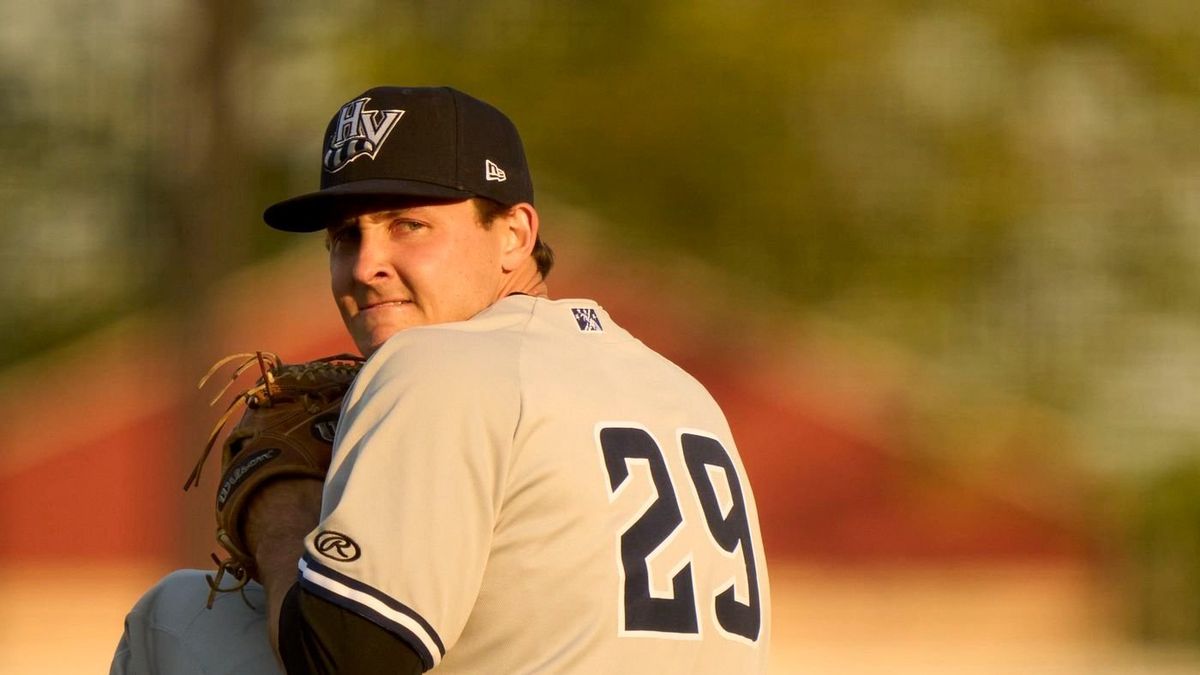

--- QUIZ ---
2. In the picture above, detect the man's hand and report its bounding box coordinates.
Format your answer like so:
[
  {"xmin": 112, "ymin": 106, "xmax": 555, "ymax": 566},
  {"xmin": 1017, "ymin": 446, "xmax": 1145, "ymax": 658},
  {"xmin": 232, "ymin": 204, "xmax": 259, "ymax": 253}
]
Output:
[
  {"xmin": 244, "ymin": 477, "xmax": 324, "ymax": 656},
  {"xmin": 185, "ymin": 352, "xmax": 362, "ymax": 610}
]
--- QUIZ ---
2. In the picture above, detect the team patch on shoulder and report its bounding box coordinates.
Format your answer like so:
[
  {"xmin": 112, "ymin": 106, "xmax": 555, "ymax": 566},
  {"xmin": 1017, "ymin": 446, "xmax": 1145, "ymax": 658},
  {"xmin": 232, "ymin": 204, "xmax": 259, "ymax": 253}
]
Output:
[{"xmin": 571, "ymin": 307, "xmax": 603, "ymax": 332}]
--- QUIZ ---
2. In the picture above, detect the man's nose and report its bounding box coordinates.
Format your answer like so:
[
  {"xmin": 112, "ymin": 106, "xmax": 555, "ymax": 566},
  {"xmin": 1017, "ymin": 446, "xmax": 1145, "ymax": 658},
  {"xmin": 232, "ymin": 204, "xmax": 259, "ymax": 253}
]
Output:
[{"xmin": 351, "ymin": 235, "xmax": 394, "ymax": 285}]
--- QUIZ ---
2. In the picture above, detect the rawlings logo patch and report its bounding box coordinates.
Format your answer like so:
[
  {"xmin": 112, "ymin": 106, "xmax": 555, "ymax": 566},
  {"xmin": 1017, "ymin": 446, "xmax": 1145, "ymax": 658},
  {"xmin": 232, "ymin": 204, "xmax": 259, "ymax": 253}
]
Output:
[
  {"xmin": 315, "ymin": 530, "xmax": 361, "ymax": 562},
  {"xmin": 323, "ymin": 97, "xmax": 405, "ymax": 173},
  {"xmin": 217, "ymin": 448, "xmax": 280, "ymax": 509}
]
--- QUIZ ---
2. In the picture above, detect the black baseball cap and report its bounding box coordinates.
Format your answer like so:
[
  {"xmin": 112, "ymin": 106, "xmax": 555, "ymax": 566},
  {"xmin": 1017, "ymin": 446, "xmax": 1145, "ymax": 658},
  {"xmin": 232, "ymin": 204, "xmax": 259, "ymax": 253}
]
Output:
[{"xmin": 264, "ymin": 86, "xmax": 534, "ymax": 232}]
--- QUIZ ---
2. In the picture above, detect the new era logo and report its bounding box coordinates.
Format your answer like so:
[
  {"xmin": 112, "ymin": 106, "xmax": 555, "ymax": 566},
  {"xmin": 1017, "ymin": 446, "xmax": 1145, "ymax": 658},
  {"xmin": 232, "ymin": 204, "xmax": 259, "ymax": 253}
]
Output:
[
  {"xmin": 485, "ymin": 159, "xmax": 507, "ymax": 182},
  {"xmin": 571, "ymin": 307, "xmax": 603, "ymax": 332}
]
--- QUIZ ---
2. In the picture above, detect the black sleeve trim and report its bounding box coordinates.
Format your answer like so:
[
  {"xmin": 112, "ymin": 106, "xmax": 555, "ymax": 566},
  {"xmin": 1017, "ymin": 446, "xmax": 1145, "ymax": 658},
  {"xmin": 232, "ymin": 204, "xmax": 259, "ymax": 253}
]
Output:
[
  {"xmin": 279, "ymin": 582, "xmax": 426, "ymax": 675},
  {"xmin": 298, "ymin": 554, "xmax": 444, "ymax": 669}
]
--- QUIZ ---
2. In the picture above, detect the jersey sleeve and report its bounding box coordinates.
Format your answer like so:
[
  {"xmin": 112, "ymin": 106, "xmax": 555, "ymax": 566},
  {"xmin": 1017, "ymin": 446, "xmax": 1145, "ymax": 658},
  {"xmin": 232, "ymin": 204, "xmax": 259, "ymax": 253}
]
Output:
[
  {"xmin": 279, "ymin": 582, "xmax": 424, "ymax": 675},
  {"xmin": 296, "ymin": 330, "xmax": 520, "ymax": 671}
]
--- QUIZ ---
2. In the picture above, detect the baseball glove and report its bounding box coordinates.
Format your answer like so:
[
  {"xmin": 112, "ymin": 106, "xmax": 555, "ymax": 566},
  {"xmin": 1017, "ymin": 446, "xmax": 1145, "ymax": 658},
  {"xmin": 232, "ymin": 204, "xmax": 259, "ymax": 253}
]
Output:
[{"xmin": 184, "ymin": 351, "xmax": 363, "ymax": 607}]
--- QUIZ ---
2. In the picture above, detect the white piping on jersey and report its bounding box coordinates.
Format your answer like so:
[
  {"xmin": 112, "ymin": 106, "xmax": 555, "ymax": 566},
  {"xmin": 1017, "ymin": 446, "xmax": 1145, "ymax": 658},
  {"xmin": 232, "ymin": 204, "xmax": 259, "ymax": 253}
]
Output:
[{"xmin": 298, "ymin": 557, "xmax": 443, "ymax": 667}]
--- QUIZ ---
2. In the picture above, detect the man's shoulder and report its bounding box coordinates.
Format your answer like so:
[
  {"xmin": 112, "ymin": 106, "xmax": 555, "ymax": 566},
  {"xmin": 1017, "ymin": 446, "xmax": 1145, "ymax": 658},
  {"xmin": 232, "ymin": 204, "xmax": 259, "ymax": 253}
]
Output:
[
  {"xmin": 363, "ymin": 296, "xmax": 535, "ymax": 383},
  {"xmin": 363, "ymin": 294, "xmax": 658, "ymax": 384}
]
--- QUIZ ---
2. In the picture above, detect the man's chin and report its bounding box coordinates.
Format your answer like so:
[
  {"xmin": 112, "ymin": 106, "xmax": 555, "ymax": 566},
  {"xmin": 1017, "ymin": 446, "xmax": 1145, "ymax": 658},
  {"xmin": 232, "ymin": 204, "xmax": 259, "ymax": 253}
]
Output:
[
  {"xmin": 356, "ymin": 336, "xmax": 387, "ymax": 358},
  {"xmin": 354, "ymin": 327, "xmax": 405, "ymax": 358}
]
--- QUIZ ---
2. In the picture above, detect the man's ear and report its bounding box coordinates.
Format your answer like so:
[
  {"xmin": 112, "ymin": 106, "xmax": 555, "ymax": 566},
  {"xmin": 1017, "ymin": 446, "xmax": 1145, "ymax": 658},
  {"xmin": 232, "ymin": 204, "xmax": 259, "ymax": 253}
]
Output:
[{"xmin": 498, "ymin": 203, "xmax": 539, "ymax": 273}]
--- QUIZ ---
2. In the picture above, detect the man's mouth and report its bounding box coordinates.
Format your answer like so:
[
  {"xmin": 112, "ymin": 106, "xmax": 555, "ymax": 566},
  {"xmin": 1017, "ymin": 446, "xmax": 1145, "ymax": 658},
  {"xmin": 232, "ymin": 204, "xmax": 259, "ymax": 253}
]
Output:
[{"xmin": 360, "ymin": 299, "xmax": 411, "ymax": 311}]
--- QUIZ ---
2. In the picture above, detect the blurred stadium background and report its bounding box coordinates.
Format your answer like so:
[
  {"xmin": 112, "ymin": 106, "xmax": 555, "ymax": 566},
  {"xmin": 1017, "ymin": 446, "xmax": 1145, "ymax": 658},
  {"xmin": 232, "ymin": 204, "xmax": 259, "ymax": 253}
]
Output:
[{"xmin": 3, "ymin": 1, "xmax": 1200, "ymax": 672}]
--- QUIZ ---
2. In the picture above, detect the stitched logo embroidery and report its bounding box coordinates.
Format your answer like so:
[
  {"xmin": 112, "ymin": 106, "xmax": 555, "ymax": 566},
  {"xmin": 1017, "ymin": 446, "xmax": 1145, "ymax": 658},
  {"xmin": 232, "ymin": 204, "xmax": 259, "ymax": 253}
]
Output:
[
  {"xmin": 571, "ymin": 308, "xmax": 603, "ymax": 332},
  {"xmin": 485, "ymin": 159, "xmax": 507, "ymax": 182},
  {"xmin": 314, "ymin": 530, "xmax": 361, "ymax": 562},
  {"xmin": 323, "ymin": 97, "xmax": 405, "ymax": 173}
]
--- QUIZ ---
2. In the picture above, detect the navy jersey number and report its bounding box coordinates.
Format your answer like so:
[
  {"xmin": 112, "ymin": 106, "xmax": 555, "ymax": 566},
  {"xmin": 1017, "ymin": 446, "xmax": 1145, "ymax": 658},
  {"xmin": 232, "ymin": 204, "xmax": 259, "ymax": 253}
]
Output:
[
  {"xmin": 680, "ymin": 432, "xmax": 762, "ymax": 641},
  {"xmin": 598, "ymin": 426, "xmax": 762, "ymax": 642},
  {"xmin": 599, "ymin": 427, "xmax": 699, "ymax": 634}
]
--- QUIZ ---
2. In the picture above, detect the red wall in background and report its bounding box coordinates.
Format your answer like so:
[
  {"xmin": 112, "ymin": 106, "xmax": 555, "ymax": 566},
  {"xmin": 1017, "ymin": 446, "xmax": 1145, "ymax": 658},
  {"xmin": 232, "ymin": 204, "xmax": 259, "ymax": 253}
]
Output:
[{"xmin": 0, "ymin": 245, "xmax": 1092, "ymax": 566}]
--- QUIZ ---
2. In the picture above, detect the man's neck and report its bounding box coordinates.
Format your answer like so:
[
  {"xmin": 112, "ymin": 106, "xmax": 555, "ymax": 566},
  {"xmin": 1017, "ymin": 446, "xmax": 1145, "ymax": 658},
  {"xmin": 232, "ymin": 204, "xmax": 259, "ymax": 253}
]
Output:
[{"xmin": 497, "ymin": 264, "xmax": 549, "ymax": 299}]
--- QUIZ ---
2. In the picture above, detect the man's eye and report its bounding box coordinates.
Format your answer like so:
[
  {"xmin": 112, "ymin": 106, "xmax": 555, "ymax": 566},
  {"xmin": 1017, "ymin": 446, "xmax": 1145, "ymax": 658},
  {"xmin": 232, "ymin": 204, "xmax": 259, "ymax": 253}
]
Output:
[
  {"xmin": 327, "ymin": 228, "xmax": 359, "ymax": 250},
  {"xmin": 392, "ymin": 220, "xmax": 425, "ymax": 233}
]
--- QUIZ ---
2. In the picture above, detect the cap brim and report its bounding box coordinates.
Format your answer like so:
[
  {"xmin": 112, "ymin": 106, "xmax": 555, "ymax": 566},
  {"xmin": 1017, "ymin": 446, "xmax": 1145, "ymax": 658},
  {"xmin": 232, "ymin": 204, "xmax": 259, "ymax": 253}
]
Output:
[{"xmin": 263, "ymin": 179, "xmax": 475, "ymax": 232}]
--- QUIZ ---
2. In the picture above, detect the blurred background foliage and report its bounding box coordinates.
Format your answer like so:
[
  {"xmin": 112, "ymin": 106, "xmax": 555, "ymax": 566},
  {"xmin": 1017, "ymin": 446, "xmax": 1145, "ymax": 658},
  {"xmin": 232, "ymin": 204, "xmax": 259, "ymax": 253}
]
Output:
[{"xmin": 2, "ymin": 0, "xmax": 1200, "ymax": 644}]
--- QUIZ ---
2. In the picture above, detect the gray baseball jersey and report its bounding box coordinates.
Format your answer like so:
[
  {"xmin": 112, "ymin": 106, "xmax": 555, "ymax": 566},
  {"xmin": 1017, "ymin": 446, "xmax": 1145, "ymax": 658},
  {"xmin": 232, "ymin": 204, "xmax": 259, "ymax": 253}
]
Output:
[{"xmin": 298, "ymin": 295, "xmax": 770, "ymax": 673}]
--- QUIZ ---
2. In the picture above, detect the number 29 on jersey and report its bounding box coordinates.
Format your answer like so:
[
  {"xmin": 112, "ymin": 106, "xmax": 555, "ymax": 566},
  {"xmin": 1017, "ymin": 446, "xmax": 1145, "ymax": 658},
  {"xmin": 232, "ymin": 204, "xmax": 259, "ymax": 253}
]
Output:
[{"xmin": 596, "ymin": 424, "xmax": 763, "ymax": 644}]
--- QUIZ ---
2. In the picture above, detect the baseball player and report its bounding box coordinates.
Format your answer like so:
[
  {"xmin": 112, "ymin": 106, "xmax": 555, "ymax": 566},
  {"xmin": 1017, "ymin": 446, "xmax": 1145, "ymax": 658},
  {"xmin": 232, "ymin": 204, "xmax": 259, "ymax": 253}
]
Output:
[{"xmin": 112, "ymin": 86, "xmax": 770, "ymax": 674}]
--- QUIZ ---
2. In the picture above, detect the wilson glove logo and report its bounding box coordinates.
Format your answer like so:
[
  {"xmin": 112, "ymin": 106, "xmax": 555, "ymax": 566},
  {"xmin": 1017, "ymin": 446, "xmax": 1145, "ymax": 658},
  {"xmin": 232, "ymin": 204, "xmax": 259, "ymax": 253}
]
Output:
[
  {"xmin": 310, "ymin": 412, "xmax": 339, "ymax": 444},
  {"xmin": 323, "ymin": 97, "xmax": 405, "ymax": 173},
  {"xmin": 217, "ymin": 448, "xmax": 280, "ymax": 509}
]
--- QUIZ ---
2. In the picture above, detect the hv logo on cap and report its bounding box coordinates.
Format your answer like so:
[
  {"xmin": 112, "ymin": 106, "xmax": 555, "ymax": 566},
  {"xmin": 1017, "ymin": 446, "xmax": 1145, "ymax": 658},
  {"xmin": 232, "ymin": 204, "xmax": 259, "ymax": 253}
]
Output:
[
  {"xmin": 323, "ymin": 97, "xmax": 405, "ymax": 173},
  {"xmin": 264, "ymin": 86, "xmax": 536, "ymax": 233}
]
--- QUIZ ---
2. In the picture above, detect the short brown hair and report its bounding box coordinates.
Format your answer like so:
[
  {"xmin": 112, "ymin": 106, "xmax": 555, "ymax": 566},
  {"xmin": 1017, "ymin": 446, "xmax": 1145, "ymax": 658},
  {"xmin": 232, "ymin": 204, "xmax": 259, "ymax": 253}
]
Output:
[{"xmin": 473, "ymin": 197, "xmax": 555, "ymax": 278}]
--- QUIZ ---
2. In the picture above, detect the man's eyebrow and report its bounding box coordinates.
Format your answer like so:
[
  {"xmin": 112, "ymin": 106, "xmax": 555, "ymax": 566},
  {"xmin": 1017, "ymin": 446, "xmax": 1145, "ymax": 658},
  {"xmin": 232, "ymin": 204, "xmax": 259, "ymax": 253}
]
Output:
[
  {"xmin": 329, "ymin": 209, "xmax": 427, "ymax": 231},
  {"xmin": 324, "ymin": 205, "xmax": 444, "ymax": 250},
  {"xmin": 375, "ymin": 208, "xmax": 431, "ymax": 220},
  {"xmin": 328, "ymin": 216, "xmax": 356, "ymax": 232}
]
